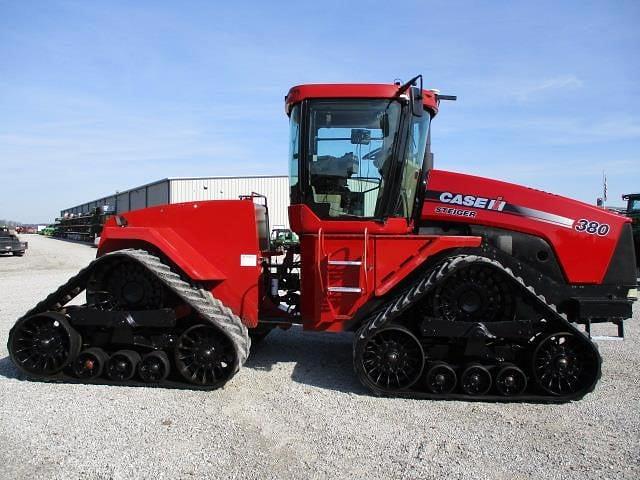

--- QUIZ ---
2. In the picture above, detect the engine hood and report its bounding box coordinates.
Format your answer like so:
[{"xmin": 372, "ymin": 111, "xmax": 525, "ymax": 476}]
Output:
[{"xmin": 422, "ymin": 169, "xmax": 631, "ymax": 284}]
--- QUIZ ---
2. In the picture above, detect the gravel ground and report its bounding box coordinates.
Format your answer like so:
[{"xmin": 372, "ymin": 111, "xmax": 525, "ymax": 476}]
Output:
[{"xmin": 0, "ymin": 235, "xmax": 638, "ymax": 480}]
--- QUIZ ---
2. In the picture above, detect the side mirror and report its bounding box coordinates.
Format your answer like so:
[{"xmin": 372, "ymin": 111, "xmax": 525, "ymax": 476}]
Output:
[
  {"xmin": 410, "ymin": 86, "xmax": 424, "ymax": 117},
  {"xmin": 379, "ymin": 113, "xmax": 390, "ymax": 137}
]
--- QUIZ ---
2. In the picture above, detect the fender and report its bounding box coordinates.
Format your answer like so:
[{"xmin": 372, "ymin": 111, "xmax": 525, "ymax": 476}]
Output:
[{"xmin": 99, "ymin": 226, "xmax": 226, "ymax": 281}]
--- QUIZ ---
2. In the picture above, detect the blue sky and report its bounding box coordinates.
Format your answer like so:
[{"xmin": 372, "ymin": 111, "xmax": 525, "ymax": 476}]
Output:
[{"xmin": 1, "ymin": 0, "xmax": 639, "ymax": 223}]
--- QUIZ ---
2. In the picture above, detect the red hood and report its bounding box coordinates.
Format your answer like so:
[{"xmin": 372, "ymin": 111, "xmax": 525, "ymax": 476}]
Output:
[{"xmin": 422, "ymin": 169, "xmax": 630, "ymax": 284}]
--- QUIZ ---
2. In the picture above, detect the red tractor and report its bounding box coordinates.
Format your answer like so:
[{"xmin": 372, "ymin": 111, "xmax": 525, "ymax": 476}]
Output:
[{"xmin": 8, "ymin": 76, "xmax": 637, "ymax": 402}]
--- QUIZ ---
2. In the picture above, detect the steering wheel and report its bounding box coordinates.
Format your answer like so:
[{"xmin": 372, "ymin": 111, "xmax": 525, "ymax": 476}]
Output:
[{"xmin": 362, "ymin": 147, "xmax": 383, "ymax": 161}]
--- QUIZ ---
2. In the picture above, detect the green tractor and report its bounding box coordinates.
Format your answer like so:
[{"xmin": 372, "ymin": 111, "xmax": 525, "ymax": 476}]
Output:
[
  {"xmin": 270, "ymin": 228, "xmax": 299, "ymax": 251},
  {"xmin": 623, "ymin": 193, "xmax": 640, "ymax": 271},
  {"xmin": 40, "ymin": 225, "xmax": 56, "ymax": 237}
]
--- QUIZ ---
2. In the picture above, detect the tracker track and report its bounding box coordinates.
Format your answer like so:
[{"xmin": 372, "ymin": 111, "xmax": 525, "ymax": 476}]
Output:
[
  {"xmin": 353, "ymin": 255, "xmax": 602, "ymax": 403},
  {"xmin": 8, "ymin": 249, "xmax": 250, "ymax": 390}
]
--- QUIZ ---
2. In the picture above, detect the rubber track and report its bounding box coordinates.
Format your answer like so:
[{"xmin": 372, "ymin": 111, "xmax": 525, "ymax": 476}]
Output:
[
  {"xmin": 354, "ymin": 254, "xmax": 602, "ymax": 403},
  {"xmin": 11, "ymin": 249, "xmax": 250, "ymax": 386}
]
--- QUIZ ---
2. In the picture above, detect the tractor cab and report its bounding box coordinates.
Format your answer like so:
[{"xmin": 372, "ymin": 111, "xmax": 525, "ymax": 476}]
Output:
[
  {"xmin": 622, "ymin": 193, "xmax": 640, "ymax": 268},
  {"xmin": 282, "ymin": 79, "xmax": 454, "ymax": 330},
  {"xmin": 624, "ymin": 193, "xmax": 640, "ymax": 214},
  {"xmin": 285, "ymin": 79, "xmax": 439, "ymax": 232}
]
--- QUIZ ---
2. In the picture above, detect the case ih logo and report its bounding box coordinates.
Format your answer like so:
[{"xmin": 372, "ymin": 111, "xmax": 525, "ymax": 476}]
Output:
[
  {"xmin": 438, "ymin": 191, "xmax": 506, "ymax": 211},
  {"xmin": 425, "ymin": 189, "xmax": 576, "ymax": 229}
]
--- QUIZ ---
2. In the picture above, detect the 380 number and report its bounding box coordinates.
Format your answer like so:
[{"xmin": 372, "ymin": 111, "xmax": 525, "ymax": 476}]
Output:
[{"xmin": 574, "ymin": 219, "xmax": 610, "ymax": 236}]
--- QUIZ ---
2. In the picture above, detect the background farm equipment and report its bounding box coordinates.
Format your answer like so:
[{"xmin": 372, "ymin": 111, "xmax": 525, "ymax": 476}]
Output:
[
  {"xmin": 622, "ymin": 193, "xmax": 640, "ymax": 270},
  {"xmin": 52, "ymin": 207, "xmax": 113, "ymax": 243}
]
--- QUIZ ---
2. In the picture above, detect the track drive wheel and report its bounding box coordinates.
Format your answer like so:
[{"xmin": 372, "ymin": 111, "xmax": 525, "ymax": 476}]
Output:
[
  {"xmin": 107, "ymin": 350, "xmax": 141, "ymax": 381},
  {"xmin": 433, "ymin": 264, "xmax": 515, "ymax": 322},
  {"xmin": 88, "ymin": 259, "xmax": 165, "ymax": 309},
  {"xmin": 73, "ymin": 347, "xmax": 109, "ymax": 379},
  {"xmin": 460, "ymin": 364, "xmax": 492, "ymax": 395},
  {"xmin": 8, "ymin": 312, "xmax": 81, "ymax": 376},
  {"xmin": 138, "ymin": 351, "xmax": 170, "ymax": 383},
  {"xmin": 175, "ymin": 324, "xmax": 237, "ymax": 387},
  {"xmin": 356, "ymin": 325, "xmax": 425, "ymax": 393},
  {"xmin": 532, "ymin": 332, "xmax": 599, "ymax": 396},
  {"xmin": 425, "ymin": 362, "xmax": 457, "ymax": 394}
]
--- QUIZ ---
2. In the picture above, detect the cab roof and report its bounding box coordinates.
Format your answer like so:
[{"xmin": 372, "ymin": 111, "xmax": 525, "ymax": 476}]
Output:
[{"xmin": 285, "ymin": 83, "xmax": 439, "ymax": 116}]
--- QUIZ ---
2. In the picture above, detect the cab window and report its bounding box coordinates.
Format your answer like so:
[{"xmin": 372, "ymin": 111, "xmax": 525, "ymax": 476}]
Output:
[{"xmin": 305, "ymin": 99, "xmax": 401, "ymax": 218}]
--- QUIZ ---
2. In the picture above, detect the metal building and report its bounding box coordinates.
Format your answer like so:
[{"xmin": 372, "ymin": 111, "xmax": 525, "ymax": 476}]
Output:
[{"xmin": 61, "ymin": 176, "xmax": 290, "ymax": 229}]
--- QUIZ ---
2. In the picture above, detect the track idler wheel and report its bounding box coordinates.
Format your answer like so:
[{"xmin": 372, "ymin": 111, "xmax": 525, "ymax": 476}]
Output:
[
  {"xmin": 356, "ymin": 325, "xmax": 425, "ymax": 393},
  {"xmin": 425, "ymin": 362, "xmax": 457, "ymax": 394},
  {"xmin": 460, "ymin": 364, "xmax": 492, "ymax": 395},
  {"xmin": 138, "ymin": 351, "xmax": 170, "ymax": 383},
  {"xmin": 495, "ymin": 364, "xmax": 527, "ymax": 396},
  {"xmin": 73, "ymin": 347, "xmax": 109, "ymax": 379},
  {"xmin": 532, "ymin": 332, "xmax": 599, "ymax": 396},
  {"xmin": 8, "ymin": 312, "xmax": 81, "ymax": 376},
  {"xmin": 106, "ymin": 350, "xmax": 141, "ymax": 381},
  {"xmin": 175, "ymin": 324, "xmax": 237, "ymax": 387}
]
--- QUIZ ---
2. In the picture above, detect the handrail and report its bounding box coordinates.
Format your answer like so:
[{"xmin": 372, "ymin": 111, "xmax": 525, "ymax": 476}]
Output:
[
  {"xmin": 362, "ymin": 227, "xmax": 369, "ymax": 294},
  {"xmin": 316, "ymin": 227, "xmax": 325, "ymax": 293}
]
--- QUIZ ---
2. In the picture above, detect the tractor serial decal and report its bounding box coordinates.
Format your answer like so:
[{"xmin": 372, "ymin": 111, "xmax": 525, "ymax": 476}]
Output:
[{"xmin": 425, "ymin": 190, "xmax": 575, "ymax": 229}]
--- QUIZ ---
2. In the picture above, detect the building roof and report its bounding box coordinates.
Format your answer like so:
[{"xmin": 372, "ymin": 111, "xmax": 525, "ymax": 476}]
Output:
[{"xmin": 61, "ymin": 175, "xmax": 288, "ymax": 213}]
